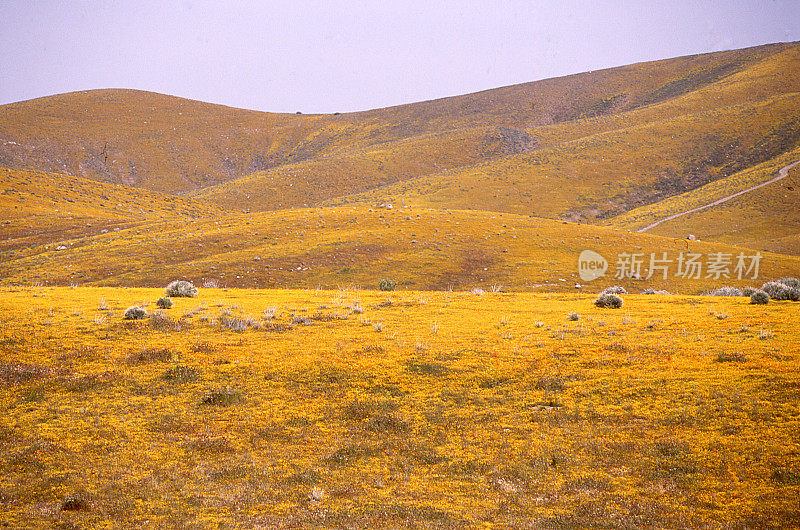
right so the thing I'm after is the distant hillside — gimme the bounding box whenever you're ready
[0,167,220,252]
[2,204,798,294]
[326,92,800,219]
[1,42,794,201]
[608,148,800,255]
[2,40,800,281]
[198,41,800,220]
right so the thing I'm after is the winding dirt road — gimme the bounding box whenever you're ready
[637,160,800,233]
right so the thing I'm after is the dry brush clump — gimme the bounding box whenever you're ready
[165,280,198,298]
[750,289,770,305]
[761,280,800,301]
[149,310,184,331]
[708,286,743,297]
[155,296,173,309]
[778,277,800,289]
[123,305,147,320]
[199,387,242,406]
[216,313,261,332]
[595,292,624,309]
[378,278,397,291]
[161,365,200,383]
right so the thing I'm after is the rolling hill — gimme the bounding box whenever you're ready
[323,93,800,219]
[1,42,796,203]
[2,188,798,293]
[0,167,221,253]
[199,42,800,215]
[609,149,800,254]
[1,41,800,289]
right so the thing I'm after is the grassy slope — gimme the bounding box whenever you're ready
[197,42,800,214]
[192,126,525,211]
[0,90,331,194]
[609,149,800,254]
[325,93,800,218]
[0,167,221,252]
[1,43,792,202]
[1,286,798,527]
[2,42,799,285]
[2,202,798,294]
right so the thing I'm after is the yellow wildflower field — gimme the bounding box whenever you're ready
[1,286,798,527]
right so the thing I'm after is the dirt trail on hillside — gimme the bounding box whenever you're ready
[637,160,800,233]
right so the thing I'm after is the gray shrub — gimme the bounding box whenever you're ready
[750,290,770,305]
[595,292,624,309]
[124,306,148,320]
[165,280,198,298]
[761,281,795,301]
[156,297,173,309]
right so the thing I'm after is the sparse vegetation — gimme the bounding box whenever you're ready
[125,347,172,364]
[165,280,198,298]
[161,365,200,383]
[123,305,147,320]
[594,292,624,308]
[156,296,173,309]
[601,286,627,295]
[715,351,747,363]
[0,286,799,527]
[200,387,242,406]
[709,286,743,297]
[750,289,770,304]
[378,278,397,291]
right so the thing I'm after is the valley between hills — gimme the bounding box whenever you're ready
[1,41,800,291]
[1,42,800,527]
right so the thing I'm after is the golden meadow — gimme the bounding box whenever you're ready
[1,285,798,527]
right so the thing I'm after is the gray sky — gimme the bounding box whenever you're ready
[1,1,797,114]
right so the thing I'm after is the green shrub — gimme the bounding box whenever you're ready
[567,312,580,321]
[750,289,769,305]
[123,306,148,320]
[156,297,173,309]
[378,278,397,291]
[601,286,627,295]
[165,280,198,298]
[742,286,758,296]
[595,293,624,309]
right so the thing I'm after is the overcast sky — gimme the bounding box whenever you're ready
[1,1,797,114]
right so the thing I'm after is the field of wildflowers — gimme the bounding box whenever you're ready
[1,286,798,527]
